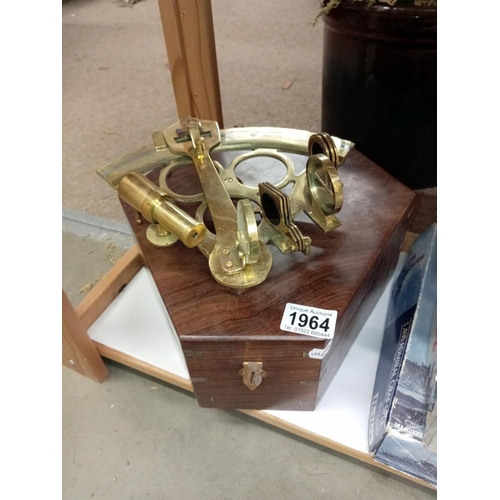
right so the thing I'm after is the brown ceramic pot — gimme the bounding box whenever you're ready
[322,2,437,189]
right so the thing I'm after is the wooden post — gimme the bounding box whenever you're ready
[158,0,224,126]
[62,290,108,382]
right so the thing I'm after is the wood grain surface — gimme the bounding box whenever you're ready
[121,148,415,409]
[158,0,224,125]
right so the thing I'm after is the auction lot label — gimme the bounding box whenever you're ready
[280,303,337,340]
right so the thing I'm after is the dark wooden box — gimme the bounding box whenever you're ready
[121,149,415,411]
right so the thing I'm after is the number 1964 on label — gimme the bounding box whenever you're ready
[280,303,337,340]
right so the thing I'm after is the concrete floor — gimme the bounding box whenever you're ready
[62,0,437,497]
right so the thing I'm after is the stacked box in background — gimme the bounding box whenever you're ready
[368,225,437,487]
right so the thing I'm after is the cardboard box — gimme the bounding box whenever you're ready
[368,225,437,486]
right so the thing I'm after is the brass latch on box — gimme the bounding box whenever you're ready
[239,362,267,391]
[97,117,354,292]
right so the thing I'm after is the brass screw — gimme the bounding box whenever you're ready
[135,210,142,225]
[222,248,230,255]
[226,261,233,268]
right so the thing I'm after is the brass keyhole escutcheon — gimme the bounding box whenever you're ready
[238,362,267,391]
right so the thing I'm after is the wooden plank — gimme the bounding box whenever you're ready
[158,0,224,125]
[62,290,108,382]
[93,342,193,392]
[76,246,144,330]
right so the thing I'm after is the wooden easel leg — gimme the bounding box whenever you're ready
[62,246,144,382]
[158,0,224,126]
[62,290,108,382]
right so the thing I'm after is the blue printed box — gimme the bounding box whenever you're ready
[368,225,437,487]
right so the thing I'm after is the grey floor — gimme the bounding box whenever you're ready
[62,0,437,498]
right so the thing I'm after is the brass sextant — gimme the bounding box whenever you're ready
[97,118,354,292]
